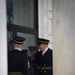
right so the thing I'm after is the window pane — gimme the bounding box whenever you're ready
[7,0,14,23]
[7,31,13,51]
[7,0,35,28]
[17,32,36,53]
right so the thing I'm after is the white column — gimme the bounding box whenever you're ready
[38,0,53,49]
[0,0,7,75]
[53,0,75,75]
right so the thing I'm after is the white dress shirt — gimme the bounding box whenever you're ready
[42,47,48,55]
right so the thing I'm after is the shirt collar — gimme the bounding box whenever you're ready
[42,47,48,55]
[14,48,21,51]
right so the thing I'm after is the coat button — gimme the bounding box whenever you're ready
[44,71,46,73]
[44,64,46,66]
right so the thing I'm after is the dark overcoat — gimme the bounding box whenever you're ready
[8,49,29,75]
[35,48,53,75]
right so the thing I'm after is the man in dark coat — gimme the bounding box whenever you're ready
[34,38,53,75]
[28,46,36,75]
[8,36,29,75]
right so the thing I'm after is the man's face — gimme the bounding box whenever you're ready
[30,50,35,55]
[38,44,45,51]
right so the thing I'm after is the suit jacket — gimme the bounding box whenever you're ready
[8,49,29,75]
[34,48,53,75]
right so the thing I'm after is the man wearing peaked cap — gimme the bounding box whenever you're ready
[13,36,25,44]
[9,36,25,45]
[28,46,36,55]
[28,46,36,75]
[38,38,50,45]
[34,38,53,75]
[28,46,36,51]
[8,36,29,75]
